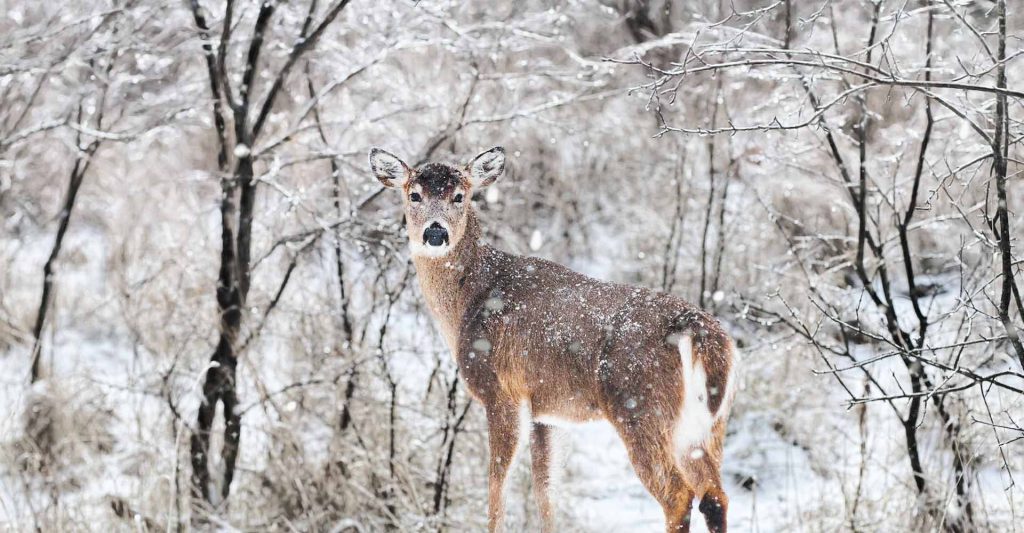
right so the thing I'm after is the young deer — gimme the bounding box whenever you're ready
[369,146,737,533]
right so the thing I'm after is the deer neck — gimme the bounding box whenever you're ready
[412,209,487,352]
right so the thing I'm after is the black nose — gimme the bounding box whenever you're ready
[423,222,449,246]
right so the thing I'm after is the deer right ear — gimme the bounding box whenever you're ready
[369,148,410,188]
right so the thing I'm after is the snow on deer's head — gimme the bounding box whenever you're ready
[368,146,506,258]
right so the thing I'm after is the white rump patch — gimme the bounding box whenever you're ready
[718,339,739,419]
[674,335,715,455]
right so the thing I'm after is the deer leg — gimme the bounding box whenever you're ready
[698,484,728,533]
[530,422,556,532]
[689,420,729,533]
[615,425,695,533]
[486,398,520,533]
[680,448,728,533]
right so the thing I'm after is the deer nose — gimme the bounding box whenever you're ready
[423,222,449,247]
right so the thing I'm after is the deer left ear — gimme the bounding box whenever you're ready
[467,146,505,188]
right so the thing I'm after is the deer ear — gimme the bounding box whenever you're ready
[369,148,410,188]
[467,147,505,188]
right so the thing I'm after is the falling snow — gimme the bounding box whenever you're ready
[1,1,1022,532]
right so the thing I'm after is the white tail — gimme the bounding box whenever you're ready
[675,335,716,453]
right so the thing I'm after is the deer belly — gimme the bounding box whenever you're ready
[529,397,603,427]
[532,412,602,427]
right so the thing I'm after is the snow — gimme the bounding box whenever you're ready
[530,230,544,252]
[3,1,1024,530]
[549,413,819,532]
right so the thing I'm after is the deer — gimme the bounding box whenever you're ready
[368,146,737,533]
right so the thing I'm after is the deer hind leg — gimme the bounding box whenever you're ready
[681,418,729,533]
[613,421,696,532]
[485,398,521,533]
[698,484,728,533]
[529,422,556,532]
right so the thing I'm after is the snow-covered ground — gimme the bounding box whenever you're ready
[3,224,1023,531]
[543,410,823,532]
[566,421,717,532]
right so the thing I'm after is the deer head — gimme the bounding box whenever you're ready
[368,146,506,258]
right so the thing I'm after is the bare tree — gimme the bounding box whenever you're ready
[5,0,1021,531]
[621,0,1023,529]
[184,0,353,507]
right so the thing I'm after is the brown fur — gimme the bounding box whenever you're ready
[372,150,735,532]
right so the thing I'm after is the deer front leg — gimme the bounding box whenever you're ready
[485,398,520,532]
[530,422,556,532]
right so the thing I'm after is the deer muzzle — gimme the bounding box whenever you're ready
[423,222,449,247]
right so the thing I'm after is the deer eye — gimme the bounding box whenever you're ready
[453,193,464,203]
[410,192,422,202]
